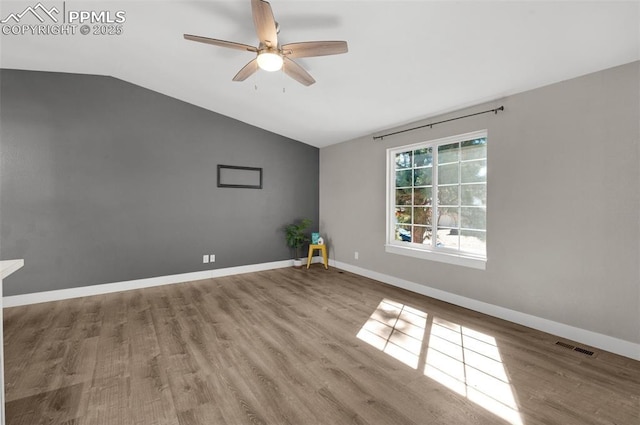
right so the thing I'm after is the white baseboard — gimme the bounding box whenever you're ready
[3,259,297,307]
[3,257,327,308]
[331,260,640,361]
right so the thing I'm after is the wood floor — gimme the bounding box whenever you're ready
[3,267,639,425]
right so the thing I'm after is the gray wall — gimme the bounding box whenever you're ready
[320,61,640,344]
[0,69,319,296]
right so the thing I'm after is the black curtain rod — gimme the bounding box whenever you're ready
[373,106,504,141]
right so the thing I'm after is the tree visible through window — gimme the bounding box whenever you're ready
[388,131,487,261]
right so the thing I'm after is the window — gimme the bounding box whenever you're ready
[386,130,487,269]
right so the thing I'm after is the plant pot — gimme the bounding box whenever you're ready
[292,258,303,268]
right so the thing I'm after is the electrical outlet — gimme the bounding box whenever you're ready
[355,251,359,260]
[210,254,215,262]
[203,255,209,264]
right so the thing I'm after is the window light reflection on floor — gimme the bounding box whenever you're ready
[357,299,523,425]
[425,317,523,425]
[356,299,427,368]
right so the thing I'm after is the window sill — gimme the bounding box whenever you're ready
[385,244,486,270]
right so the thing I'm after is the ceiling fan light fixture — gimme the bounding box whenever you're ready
[184,0,348,85]
[256,51,283,72]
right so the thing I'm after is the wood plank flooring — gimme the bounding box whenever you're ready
[3,267,639,425]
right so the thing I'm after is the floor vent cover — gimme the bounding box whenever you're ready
[573,347,595,356]
[556,341,595,356]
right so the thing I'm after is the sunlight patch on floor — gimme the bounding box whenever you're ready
[358,299,523,425]
[425,317,523,425]
[356,299,427,368]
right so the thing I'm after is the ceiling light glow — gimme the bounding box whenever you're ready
[257,52,283,72]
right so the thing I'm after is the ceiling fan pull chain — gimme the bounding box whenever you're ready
[281,66,286,94]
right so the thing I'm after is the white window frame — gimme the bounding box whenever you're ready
[385,130,487,270]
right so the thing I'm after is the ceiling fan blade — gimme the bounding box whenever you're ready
[281,41,348,58]
[251,0,278,48]
[184,34,258,53]
[233,58,259,81]
[283,57,315,86]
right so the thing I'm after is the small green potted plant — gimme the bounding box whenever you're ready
[285,218,311,267]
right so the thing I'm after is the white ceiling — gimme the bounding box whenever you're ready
[1,1,638,148]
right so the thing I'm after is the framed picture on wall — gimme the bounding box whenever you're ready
[217,165,263,189]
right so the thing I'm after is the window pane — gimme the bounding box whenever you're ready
[461,207,486,230]
[461,160,486,183]
[413,207,432,225]
[396,151,412,169]
[396,188,412,206]
[395,225,412,242]
[413,225,432,244]
[396,169,412,187]
[438,163,459,185]
[438,142,459,164]
[438,207,459,228]
[414,187,432,205]
[414,168,432,186]
[460,230,486,255]
[461,184,486,206]
[395,207,411,224]
[437,227,460,250]
[414,226,432,245]
[413,147,433,167]
[438,185,459,206]
[461,138,487,161]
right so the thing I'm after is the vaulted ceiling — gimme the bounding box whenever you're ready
[1,1,638,147]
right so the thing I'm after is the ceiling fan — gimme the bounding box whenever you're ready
[184,0,348,86]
